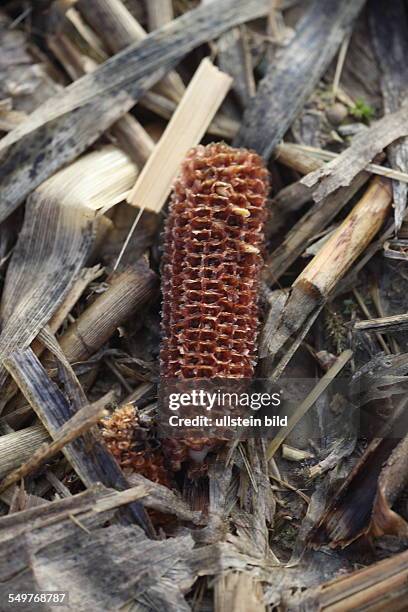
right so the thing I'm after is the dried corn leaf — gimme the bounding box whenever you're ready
[0,424,49,480]
[127,472,204,524]
[0,394,109,493]
[0,485,194,611]
[216,26,255,109]
[4,347,153,534]
[76,0,184,102]
[371,0,408,230]
[286,549,408,611]
[309,357,408,548]
[0,0,270,222]
[370,433,408,538]
[302,105,408,203]
[235,0,365,156]
[0,483,146,539]
[0,12,59,114]
[0,146,137,389]
[215,572,265,612]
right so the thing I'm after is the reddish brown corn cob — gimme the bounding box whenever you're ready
[161,143,268,379]
[160,143,269,469]
[101,404,172,488]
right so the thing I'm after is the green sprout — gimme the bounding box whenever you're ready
[350,99,375,123]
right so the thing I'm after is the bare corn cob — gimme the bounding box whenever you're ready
[160,143,269,469]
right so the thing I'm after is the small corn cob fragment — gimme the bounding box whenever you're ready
[160,143,269,469]
[101,404,172,488]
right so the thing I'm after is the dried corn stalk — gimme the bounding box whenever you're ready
[262,177,392,379]
[287,549,408,610]
[4,347,152,534]
[50,263,157,365]
[128,59,233,214]
[0,424,49,480]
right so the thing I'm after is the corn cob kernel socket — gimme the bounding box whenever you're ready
[160,142,269,381]
[159,143,269,469]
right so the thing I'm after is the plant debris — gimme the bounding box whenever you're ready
[0,1,407,610]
